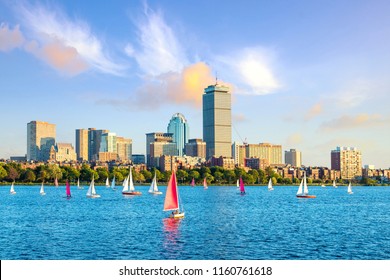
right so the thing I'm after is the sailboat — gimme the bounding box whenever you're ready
[239,176,246,194]
[10,181,16,195]
[236,179,239,188]
[40,182,46,195]
[190,178,195,187]
[333,180,338,188]
[54,177,59,187]
[203,178,208,189]
[347,182,353,194]
[122,166,142,196]
[267,178,274,191]
[111,176,116,191]
[105,177,110,188]
[164,170,184,219]
[66,180,71,198]
[296,172,316,198]
[86,176,100,198]
[77,178,83,189]
[149,172,162,195]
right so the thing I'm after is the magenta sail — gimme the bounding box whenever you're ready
[66,180,71,197]
[239,177,245,193]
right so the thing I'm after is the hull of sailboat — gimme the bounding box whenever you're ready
[87,194,101,198]
[40,192,46,196]
[148,191,162,195]
[348,192,353,195]
[122,191,142,196]
[169,212,185,219]
[296,194,316,198]
[10,191,16,195]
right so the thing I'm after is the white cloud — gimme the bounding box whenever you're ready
[16,3,125,75]
[216,47,281,95]
[125,6,188,76]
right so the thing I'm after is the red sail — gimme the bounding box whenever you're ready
[163,171,179,211]
[239,177,245,193]
[66,180,71,197]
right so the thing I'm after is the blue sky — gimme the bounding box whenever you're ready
[1,0,390,168]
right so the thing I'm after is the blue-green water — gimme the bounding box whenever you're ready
[1,185,389,260]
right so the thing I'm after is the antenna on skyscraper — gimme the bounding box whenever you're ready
[215,71,219,85]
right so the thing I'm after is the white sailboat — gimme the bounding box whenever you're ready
[105,177,110,188]
[296,172,316,198]
[40,182,46,195]
[236,179,239,188]
[267,178,274,191]
[77,178,83,189]
[149,172,162,195]
[111,176,116,190]
[347,182,353,194]
[10,182,16,195]
[333,180,338,188]
[86,176,100,198]
[122,166,141,195]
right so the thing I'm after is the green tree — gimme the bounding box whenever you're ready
[22,169,36,182]
[96,167,109,183]
[141,170,152,182]
[188,170,200,183]
[213,171,224,184]
[0,165,8,181]
[176,169,188,183]
[6,166,19,182]
[223,170,236,184]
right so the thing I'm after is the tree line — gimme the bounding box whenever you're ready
[0,162,384,185]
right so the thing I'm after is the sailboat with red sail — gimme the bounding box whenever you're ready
[66,180,71,198]
[239,176,246,194]
[163,171,184,219]
[203,178,208,189]
[190,178,195,187]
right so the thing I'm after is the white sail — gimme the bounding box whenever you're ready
[40,182,45,195]
[303,172,309,194]
[268,178,274,191]
[333,180,337,188]
[87,176,99,197]
[297,179,303,195]
[111,176,116,190]
[149,173,158,193]
[106,177,110,187]
[236,179,239,188]
[10,182,16,194]
[348,182,353,194]
[77,178,80,188]
[128,166,135,191]
[122,175,129,192]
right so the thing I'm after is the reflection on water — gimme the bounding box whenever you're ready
[161,218,183,259]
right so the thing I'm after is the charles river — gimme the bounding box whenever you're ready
[1,185,389,260]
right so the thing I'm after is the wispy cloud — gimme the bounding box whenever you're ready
[286,133,303,146]
[320,113,388,131]
[13,2,125,76]
[331,80,374,108]
[216,47,281,95]
[0,23,24,52]
[125,5,188,76]
[305,102,323,121]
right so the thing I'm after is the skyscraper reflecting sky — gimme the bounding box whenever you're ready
[167,113,189,157]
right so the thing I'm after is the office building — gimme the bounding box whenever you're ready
[116,137,132,161]
[27,121,56,161]
[331,146,362,179]
[75,129,89,161]
[202,83,232,159]
[167,113,189,157]
[88,128,109,161]
[185,138,206,158]
[146,132,174,167]
[285,149,302,167]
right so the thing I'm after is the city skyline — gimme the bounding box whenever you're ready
[1,0,390,168]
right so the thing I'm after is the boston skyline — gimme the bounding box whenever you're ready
[1,1,390,168]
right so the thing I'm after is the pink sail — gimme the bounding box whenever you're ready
[191,178,195,187]
[66,180,71,197]
[54,177,59,187]
[164,171,179,211]
[239,177,245,193]
[203,178,208,189]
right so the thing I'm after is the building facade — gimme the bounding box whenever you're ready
[75,129,89,161]
[88,128,109,161]
[51,143,77,162]
[116,137,132,161]
[203,83,232,159]
[185,138,206,158]
[27,121,56,161]
[285,149,302,167]
[145,132,174,167]
[167,113,189,157]
[331,146,362,179]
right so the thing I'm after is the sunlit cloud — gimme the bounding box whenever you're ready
[286,133,303,146]
[0,23,24,51]
[15,2,125,75]
[125,5,188,76]
[305,102,323,121]
[216,47,281,95]
[320,113,388,131]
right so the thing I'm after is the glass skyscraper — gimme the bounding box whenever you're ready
[167,113,189,157]
[202,83,232,159]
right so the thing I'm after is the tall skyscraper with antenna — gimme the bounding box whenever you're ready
[202,81,232,159]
